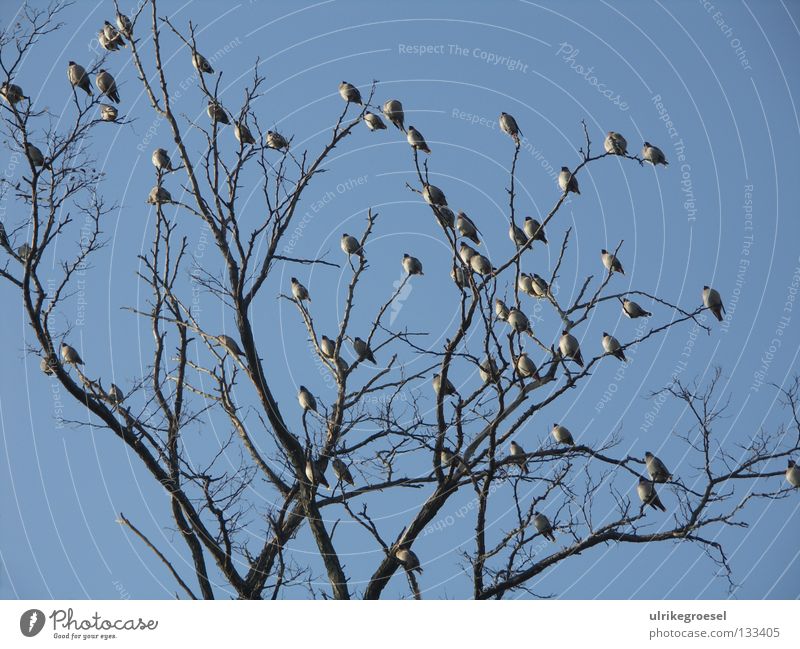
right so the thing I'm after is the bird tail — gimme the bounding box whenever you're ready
[575,350,584,367]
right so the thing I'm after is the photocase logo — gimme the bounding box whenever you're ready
[20,609,45,637]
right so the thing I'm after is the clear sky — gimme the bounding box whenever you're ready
[1,0,799,600]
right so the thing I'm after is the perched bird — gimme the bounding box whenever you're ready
[40,356,55,376]
[98,29,122,52]
[604,131,628,155]
[298,385,317,412]
[147,186,172,204]
[335,357,350,374]
[558,167,580,194]
[559,331,584,367]
[786,459,800,488]
[645,452,672,483]
[395,547,422,573]
[432,373,459,398]
[523,217,547,244]
[451,266,467,288]
[495,298,510,321]
[382,99,405,131]
[192,51,214,74]
[234,122,256,145]
[319,335,336,359]
[515,353,539,380]
[340,233,363,258]
[305,458,330,489]
[469,253,492,276]
[637,476,666,512]
[60,342,83,366]
[25,143,47,168]
[458,244,477,268]
[433,205,455,229]
[422,183,447,206]
[622,298,651,319]
[95,69,119,103]
[100,104,118,121]
[601,249,624,275]
[507,308,532,336]
[338,81,362,104]
[509,223,527,247]
[266,130,289,150]
[533,512,556,542]
[151,148,173,172]
[407,126,431,154]
[479,356,500,383]
[353,337,376,364]
[67,61,92,95]
[207,101,229,125]
[17,243,31,260]
[551,423,575,446]
[109,383,124,405]
[602,332,626,362]
[0,82,26,104]
[332,457,355,486]
[115,12,133,38]
[642,141,668,166]
[440,447,455,467]
[290,277,310,302]
[518,273,534,295]
[702,286,725,322]
[363,111,387,131]
[509,441,529,473]
[530,274,548,298]
[499,112,522,143]
[102,20,126,48]
[456,211,481,245]
[218,334,243,357]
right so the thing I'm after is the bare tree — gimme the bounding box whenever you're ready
[1,1,797,600]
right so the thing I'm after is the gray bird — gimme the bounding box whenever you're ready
[320,335,336,359]
[382,99,405,131]
[451,266,467,288]
[407,126,431,154]
[507,308,532,336]
[559,331,584,367]
[558,167,580,194]
[644,452,672,483]
[602,332,626,362]
[440,447,455,467]
[266,130,289,150]
[479,356,500,383]
[509,223,527,247]
[234,122,256,145]
[40,356,55,375]
[341,233,363,258]
[604,131,628,155]
[207,101,229,125]
[637,476,666,511]
[25,143,46,168]
[518,273,533,295]
[432,373,458,398]
[305,458,330,489]
[291,277,310,302]
[523,217,547,244]
[102,21,126,48]
[95,69,119,103]
[456,211,481,245]
[109,383,124,405]
[395,547,422,573]
[363,111,387,131]
[147,186,172,204]
[515,353,539,379]
[115,12,133,38]
[60,342,83,366]
[353,337,376,364]
[100,104,118,121]
[332,457,355,486]
[601,249,624,275]
[642,141,668,166]
[702,286,725,322]
[622,298,651,319]
[298,385,317,412]
[786,459,800,488]
[422,183,447,206]
[495,298,509,321]
[458,242,477,265]
[338,81,362,105]
[533,512,556,542]
[0,82,26,104]
[218,334,243,357]
[17,243,31,260]
[433,205,455,229]
[551,423,575,446]
[192,51,214,74]
[530,274,548,298]
[152,148,173,171]
[469,254,492,276]
[499,112,522,143]
[67,61,92,95]
[98,29,122,52]
[509,441,529,473]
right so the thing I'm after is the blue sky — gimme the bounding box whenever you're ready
[1,0,799,599]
